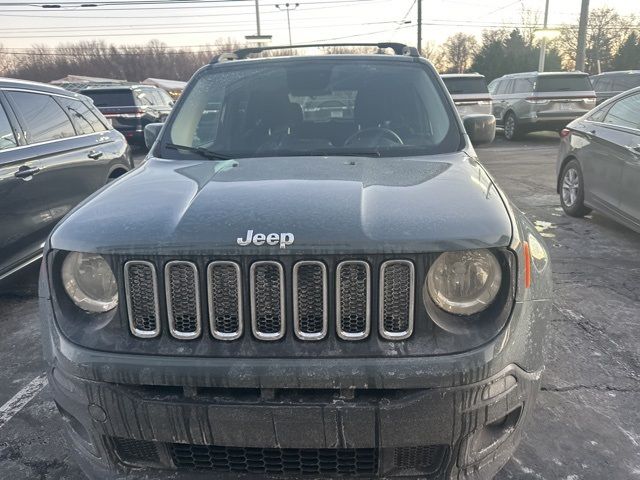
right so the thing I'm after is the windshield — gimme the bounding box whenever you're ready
[535,75,592,92]
[161,59,461,159]
[442,77,488,95]
[82,90,136,107]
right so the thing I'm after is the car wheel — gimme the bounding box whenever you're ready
[560,159,592,217]
[503,112,521,141]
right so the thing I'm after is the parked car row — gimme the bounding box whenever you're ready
[0,78,132,281]
[443,70,640,142]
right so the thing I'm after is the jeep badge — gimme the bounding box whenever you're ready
[237,230,295,249]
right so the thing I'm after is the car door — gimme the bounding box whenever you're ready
[601,92,640,226]
[0,91,60,277]
[4,90,118,251]
[576,99,628,214]
[0,93,46,278]
[492,80,509,124]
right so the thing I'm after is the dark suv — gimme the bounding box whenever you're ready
[590,70,640,104]
[0,78,132,281]
[80,84,174,146]
[40,43,552,480]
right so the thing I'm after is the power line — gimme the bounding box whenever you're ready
[0,0,379,11]
[0,17,403,33]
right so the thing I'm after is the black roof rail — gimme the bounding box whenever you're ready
[210,42,419,64]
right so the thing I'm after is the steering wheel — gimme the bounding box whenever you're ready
[344,127,404,147]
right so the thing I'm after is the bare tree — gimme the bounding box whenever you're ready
[0,45,15,75]
[442,33,478,73]
[558,8,637,73]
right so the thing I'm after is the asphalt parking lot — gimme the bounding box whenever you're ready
[1,134,639,480]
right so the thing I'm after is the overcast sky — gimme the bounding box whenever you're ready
[0,0,637,51]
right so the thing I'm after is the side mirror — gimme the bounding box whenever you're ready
[463,114,496,145]
[144,123,163,150]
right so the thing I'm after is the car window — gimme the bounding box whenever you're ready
[604,93,640,130]
[535,75,592,92]
[442,77,488,95]
[488,80,498,95]
[135,89,154,106]
[588,107,607,123]
[164,60,461,159]
[613,75,640,91]
[7,91,75,143]
[82,90,136,107]
[0,104,18,151]
[57,97,107,135]
[495,79,513,95]
[157,89,174,105]
[512,78,534,94]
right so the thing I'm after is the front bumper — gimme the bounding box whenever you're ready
[50,358,540,480]
[43,299,548,480]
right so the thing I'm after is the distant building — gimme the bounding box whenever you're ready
[142,78,187,99]
[51,75,129,92]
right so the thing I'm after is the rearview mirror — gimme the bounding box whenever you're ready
[144,123,163,150]
[463,114,496,145]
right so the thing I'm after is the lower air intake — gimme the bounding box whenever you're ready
[170,444,378,477]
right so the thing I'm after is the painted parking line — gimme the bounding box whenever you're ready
[0,374,48,429]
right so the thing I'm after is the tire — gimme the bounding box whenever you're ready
[559,159,592,217]
[503,112,522,141]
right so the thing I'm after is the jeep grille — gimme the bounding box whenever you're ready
[123,258,416,342]
[165,261,201,339]
[250,261,285,340]
[124,261,160,338]
[379,260,415,339]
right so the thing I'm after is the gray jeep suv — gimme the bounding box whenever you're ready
[489,71,596,140]
[39,43,551,480]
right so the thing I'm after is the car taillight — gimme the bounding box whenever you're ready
[525,98,550,104]
[559,128,571,138]
[104,108,144,119]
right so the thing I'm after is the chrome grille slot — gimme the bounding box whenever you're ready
[293,261,327,340]
[250,261,285,340]
[336,261,371,340]
[124,261,160,338]
[379,260,415,340]
[165,261,201,339]
[207,261,242,340]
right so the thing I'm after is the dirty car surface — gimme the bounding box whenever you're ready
[39,45,552,480]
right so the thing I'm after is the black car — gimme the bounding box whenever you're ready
[557,86,640,231]
[40,43,552,480]
[590,70,640,105]
[0,78,132,281]
[80,84,174,146]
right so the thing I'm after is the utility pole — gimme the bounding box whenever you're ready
[576,0,589,71]
[537,0,550,72]
[417,0,422,55]
[276,3,299,46]
[245,0,272,44]
[255,0,263,37]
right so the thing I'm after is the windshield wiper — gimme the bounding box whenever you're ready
[164,143,233,160]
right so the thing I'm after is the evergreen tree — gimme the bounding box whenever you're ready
[612,32,640,70]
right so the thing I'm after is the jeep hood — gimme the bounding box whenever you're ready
[51,153,513,255]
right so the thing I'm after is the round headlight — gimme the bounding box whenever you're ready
[426,249,502,316]
[61,252,118,312]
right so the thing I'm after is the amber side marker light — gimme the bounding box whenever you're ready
[523,242,532,289]
[559,128,571,138]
